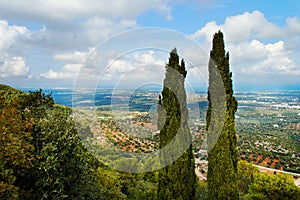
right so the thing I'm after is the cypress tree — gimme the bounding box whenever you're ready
[157,48,196,200]
[206,31,239,199]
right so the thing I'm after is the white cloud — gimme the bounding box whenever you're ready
[106,59,135,75]
[62,64,82,73]
[0,57,29,77]
[104,51,165,81]
[191,10,300,77]
[40,49,94,80]
[223,11,281,42]
[54,51,86,63]
[0,20,29,54]
[228,40,267,62]
[229,40,299,76]
[40,69,74,80]
[192,10,300,46]
[192,10,282,43]
[192,21,220,42]
[133,50,165,65]
[241,41,298,75]
[54,48,94,63]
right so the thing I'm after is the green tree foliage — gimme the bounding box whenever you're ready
[245,173,300,200]
[119,171,157,200]
[11,88,57,199]
[237,161,259,196]
[206,31,239,199]
[0,84,27,103]
[29,108,103,199]
[20,89,54,119]
[157,48,196,199]
[0,95,34,200]
[0,86,106,199]
[195,181,208,200]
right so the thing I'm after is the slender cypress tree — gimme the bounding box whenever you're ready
[157,48,196,200]
[206,31,239,199]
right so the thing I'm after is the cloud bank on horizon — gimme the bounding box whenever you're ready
[0,0,300,90]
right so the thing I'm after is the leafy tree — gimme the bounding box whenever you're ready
[245,173,300,200]
[0,84,27,103]
[23,107,105,199]
[124,177,157,200]
[21,88,54,117]
[237,161,259,196]
[96,168,127,200]
[11,89,56,199]
[206,31,239,199]
[0,90,34,200]
[0,86,105,199]
[19,89,55,165]
[157,48,196,199]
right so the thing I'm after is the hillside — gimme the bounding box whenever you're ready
[1,84,300,199]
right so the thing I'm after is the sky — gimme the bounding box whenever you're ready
[0,0,300,90]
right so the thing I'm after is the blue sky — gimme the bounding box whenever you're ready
[0,0,300,90]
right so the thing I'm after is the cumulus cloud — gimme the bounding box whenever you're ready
[191,10,300,77]
[39,49,96,80]
[192,21,220,43]
[104,51,165,81]
[192,10,283,43]
[54,48,94,63]
[133,51,165,65]
[0,57,29,77]
[62,64,82,73]
[228,40,267,61]
[0,20,29,54]
[40,69,73,80]
[241,41,298,75]
[223,11,281,42]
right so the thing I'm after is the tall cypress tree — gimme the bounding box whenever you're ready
[157,48,196,200]
[206,31,239,199]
